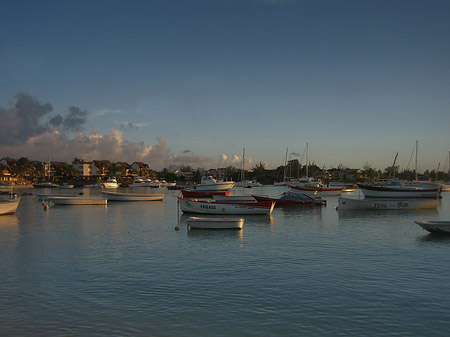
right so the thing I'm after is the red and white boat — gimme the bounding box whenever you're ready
[291,185,343,196]
[177,196,275,215]
[181,189,230,198]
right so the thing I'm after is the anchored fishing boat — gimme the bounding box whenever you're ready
[177,196,275,215]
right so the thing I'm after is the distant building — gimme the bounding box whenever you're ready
[131,162,150,176]
[73,159,92,177]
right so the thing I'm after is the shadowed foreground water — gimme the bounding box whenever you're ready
[1,187,450,336]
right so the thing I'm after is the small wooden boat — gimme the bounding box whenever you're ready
[101,191,164,201]
[337,197,439,210]
[178,196,275,215]
[0,198,21,215]
[253,191,326,206]
[415,221,450,234]
[187,217,245,229]
[48,196,108,205]
[181,189,230,198]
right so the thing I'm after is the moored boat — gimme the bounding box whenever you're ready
[187,216,245,229]
[337,197,439,210]
[48,196,108,205]
[253,191,326,206]
[187,176,235,192]
[414,221,450,234]
[0,197,21,215]
[33,182,59,188]
[181,189,230,198]
[357,182,441,198]
[177,196,275,215]
[291,185,343,196]
[101,177,120,188]
[101,191,164,201]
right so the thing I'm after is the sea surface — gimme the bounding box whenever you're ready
[1,186,450,336]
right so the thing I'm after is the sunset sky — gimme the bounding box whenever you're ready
[1,0,449,172]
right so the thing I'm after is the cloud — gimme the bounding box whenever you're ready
[94,108,121,116]
[118,121,149,131]
[0,94,257,171]
[0,92,53,145]
[62,106,88,132]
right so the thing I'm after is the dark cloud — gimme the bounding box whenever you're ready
[49,114,63,128]
[62,106,88,132]
[120,121,138,131]
[0,92,53,145]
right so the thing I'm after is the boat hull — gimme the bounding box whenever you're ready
[48,197,108,205]
[415,221,450,234]
[186,182,235,192]
[101,191,164,201]
[291,185,343,196]
[357,184,441,198]
[187,217,245,229]
[253,195,325,206]
[338,197,439,210]
[181,190,230,198]
[0,198,21,215]
[178,197,275,215]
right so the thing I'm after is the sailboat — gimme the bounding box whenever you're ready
[235,148,262,188]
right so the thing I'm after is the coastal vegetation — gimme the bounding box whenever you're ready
[1,156,448,186]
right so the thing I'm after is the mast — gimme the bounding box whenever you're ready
[306,143,309,177]
[241,148,245,181]
[283,147,288,182]
[388,153,398,180]
[415,140,418,181]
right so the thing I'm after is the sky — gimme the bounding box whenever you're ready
[1,0,449,172]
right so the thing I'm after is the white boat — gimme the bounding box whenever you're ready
[357,181,441,198]
[129,177,151,188]
[59,183,75,189]
[101,191,164,201]
[337,197,439,210]
[187,216,245,229]
[101,177,119,188]
[48,196,108,205]
[235,180,263,188]
[178,196,275,215]
[414,221,450,234]
[0,197,21,215]
[187,176,235,192]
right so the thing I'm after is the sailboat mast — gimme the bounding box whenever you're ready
[283,147,288,182]
[306,143,309,177]
[415,140,418,181]
[241,148,245,181]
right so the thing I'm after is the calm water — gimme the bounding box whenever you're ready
[1,186,450,336]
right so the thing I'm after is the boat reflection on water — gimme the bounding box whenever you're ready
[337,208,439,220]
[187,227,245,239]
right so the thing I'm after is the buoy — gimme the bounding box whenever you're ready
[174,226,180,231]
[42,201,50,211]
